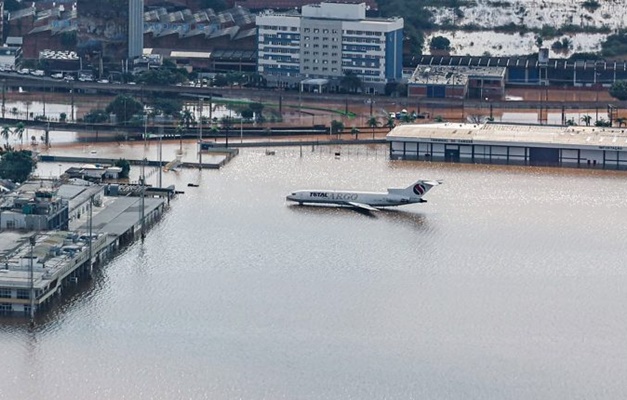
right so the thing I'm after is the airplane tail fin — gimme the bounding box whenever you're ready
[389,180,442,198]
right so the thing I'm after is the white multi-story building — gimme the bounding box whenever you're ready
[256,2,403,91]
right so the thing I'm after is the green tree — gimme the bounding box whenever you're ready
[176,125,184,153]
[429,36,451,51]
[114,159,130,178]
[59,112,67,122]
[616,117,626,127]
[14,122,25,148]
[213,74,228,87]
[351,127,359,139]
[241,108,254,121]
[386,116,395,130]
[331,120,344,136]
[340,71,362,93]
[249,102,265,122]
[180,108,195,130]
[150,97,183,117]
[367,116,379,138]
[136,67,188,86]
[221,116,233,147]
[609,80,627,100]
[106,95,143,125]
[581,115,592,126]
[83,109,109,123]
[0,150,36,183]
[1,126,12,146]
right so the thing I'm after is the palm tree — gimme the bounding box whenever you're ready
[581,115,592,126]
[351,127,359,139]
[14,122,25,148]
[331,120,344,138]
[221,116,233,147]
[367,115,379,139]
[386,116,395,131]
[180,108,195,130]
[1,126,12,146]
[175,124,184,154]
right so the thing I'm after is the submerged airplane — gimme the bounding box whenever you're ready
[286,180,442,211]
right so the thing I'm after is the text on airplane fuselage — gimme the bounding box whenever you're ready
[309,192,359,201]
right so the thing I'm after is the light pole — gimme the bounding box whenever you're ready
[29,234,35,322]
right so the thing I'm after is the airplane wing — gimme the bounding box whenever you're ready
[347,201,379,211]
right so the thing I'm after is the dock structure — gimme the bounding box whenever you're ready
[387,122,627,169]
[0,191,169,317]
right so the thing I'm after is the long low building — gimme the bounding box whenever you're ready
[387,122,627,169]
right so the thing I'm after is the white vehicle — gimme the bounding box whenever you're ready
[286,179,442,211]
[63,75,75,81]
[18,68,30,75]
[31,70,45,77]
[97,79,109,84]
[51,73,64,79]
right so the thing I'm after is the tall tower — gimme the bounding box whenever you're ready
[128,0,144,59]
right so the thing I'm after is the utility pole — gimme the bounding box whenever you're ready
[199,97,203,169]
[88,195,93,274]
[158,126,163,188]
[2,79,5,118]
[140,159,146,240]
[70,81,75,121]
[29,234,35,322]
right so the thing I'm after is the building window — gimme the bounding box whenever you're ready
[17,290,29,300]
[0,288,10,298]
[0,304,11,312]
[304,28,310,32]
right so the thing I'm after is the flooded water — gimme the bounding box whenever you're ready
[2,145,626,399]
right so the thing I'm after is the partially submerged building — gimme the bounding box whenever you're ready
[407,65,506,100]
[387,122,627,170]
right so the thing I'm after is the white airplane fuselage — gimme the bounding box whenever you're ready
[286,180,441,211]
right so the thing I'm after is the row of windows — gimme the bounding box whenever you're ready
[345,30,382,36]
[303,51,339,57]
[259,47,299,54]
[263,33,300,40]
[343,37,382,44]
[303,66,339,72]
[303,28,339,34]
[303,59,339,65]
[259,25,299,32]
[0,288,10,298]
[260,26,386,37]
[264,55,297,62]
[302,44,339,49]
[343,45,381,52]
[302,36,339,42]
[262,40,299,47]
[342,61,379,67]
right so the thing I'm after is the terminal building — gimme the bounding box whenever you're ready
[256,2,403,92]
[407,65,507,100]
[411,54,627,88]
[387,122,627,170]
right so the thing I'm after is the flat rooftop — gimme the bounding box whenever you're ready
[387,122,627,150]
[408,65,506,85]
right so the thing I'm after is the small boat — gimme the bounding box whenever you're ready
[187,183,199,187]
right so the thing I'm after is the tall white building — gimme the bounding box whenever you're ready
[256,2,403,91]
